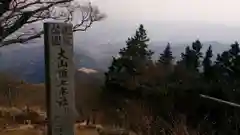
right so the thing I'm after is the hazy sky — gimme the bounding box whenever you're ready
[72,0,240,44]
[91,0,240,26]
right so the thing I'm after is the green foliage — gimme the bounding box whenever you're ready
[158,43,174,65]
[119,24,153,63]
[102,25,240,134]
[203,45,213,79]
[104,24,153,94]
[179,40,203,72]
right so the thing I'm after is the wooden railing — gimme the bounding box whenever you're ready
[200,94,240,108]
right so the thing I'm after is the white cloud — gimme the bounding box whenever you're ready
[91,0,240,26]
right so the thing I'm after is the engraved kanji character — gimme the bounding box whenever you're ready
[51,24,61,34]
[57,80,68,87]
[58,60,68,68]
[59,86,68,96]
[63,106,69,113]
[56,96,68,107]
[58,48,68,59]
[57,68,68,78]
[51,35,61,46]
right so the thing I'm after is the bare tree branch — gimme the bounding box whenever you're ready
[0,0,106,46]
[1,30,43,46]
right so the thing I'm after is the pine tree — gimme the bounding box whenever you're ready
[229,42,240,57]
[228,42,240,78]
[203,45,213,79]
[179,40,203,71]
[104,24,153,93]
[215,50,232,81]
[158,43,174,65]
[215,42,240,79]
[192,40,203,70]
[119,24,153,63]
[180,46,194,70]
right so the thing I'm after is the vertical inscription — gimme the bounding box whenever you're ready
[44,22,74,135]
[51,24,61,46]
[56,48,69,112]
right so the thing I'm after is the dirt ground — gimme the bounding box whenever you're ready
[0,128,99,135]
[0,124,138,135]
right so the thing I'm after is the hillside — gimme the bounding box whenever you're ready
[0,41,230,84]
[0,69,104,119]
[0,45,102,83]
[0,74,45,109]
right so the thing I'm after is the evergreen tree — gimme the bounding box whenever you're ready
[119,24,153,63]
[179,40,203,71]
[215,42,240,79]
[202,45,213,79]
[104,24,153,93]
[192,40,203,70]
[102,38,240,134]
[158,43,174,65]
[229,42,240,57]
[216,51,232,76]
[229,42,240,76]
[180,46,194,70]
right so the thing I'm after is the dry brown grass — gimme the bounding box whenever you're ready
[0,126,99,135]
[0,122,201,135]
[75,128,99,135]
[0,123,139,135]
[0,129,42,135]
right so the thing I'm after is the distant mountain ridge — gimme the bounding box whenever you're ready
[0,41,231,83]
[0,44,102,83]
